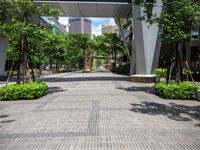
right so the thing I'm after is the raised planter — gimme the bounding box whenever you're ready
[155,77,166,83]
[130,74,155,83]
[0,75,8,81]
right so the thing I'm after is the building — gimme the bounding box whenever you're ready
[190,29,200,78]
[69,17,92,36]
[102,24,119,34]
[158,29,200,81]
[41,17,67,34]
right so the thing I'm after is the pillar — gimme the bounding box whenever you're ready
[0,37,8,76]
[130,0,163,82]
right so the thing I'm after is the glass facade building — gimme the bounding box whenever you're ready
[69,18,92,36]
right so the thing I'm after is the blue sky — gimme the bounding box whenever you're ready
[59,17,116,35]
[91,18,116,35]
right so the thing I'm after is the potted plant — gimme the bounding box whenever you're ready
[155,68,167,82]
[183,68,193,81]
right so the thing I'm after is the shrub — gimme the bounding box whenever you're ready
[154,82,199,100]
[0,81,48,100]
[155,68,167,78]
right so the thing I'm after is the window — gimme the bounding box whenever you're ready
[191,29,200,40]
[69,18,81,23]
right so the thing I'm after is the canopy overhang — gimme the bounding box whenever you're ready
[34,0,132,17]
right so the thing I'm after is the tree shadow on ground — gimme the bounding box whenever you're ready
[0,115,10,118]
[130,102,200,122]
[1,120,15,123]
[117,86,156,94]
[194,123,200,127]
[43,76,130,82]
[91,69,111,73]
[48,87,67,94]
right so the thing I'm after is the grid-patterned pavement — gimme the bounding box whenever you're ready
[0,70,200,150]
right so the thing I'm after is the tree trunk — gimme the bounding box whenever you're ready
[87,52,91,70]
[17,40,22,84]
[38,63,42,75]
[174,43,180,82]
[56,61,59,73]
[90,55,94,69]
[174,43,183,83]
[49,56,53,71]
[18,36,29,84]
[114,49,117,64]
[177,43,183,82]
[88,53,93,70]
[84,49,88,71]
[166,44,173,83]
[24,36,29,83]
[28,53,35,82]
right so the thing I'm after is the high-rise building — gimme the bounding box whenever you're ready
[102,24,119,34]
[41,17,67,34]
[69,17,92,36]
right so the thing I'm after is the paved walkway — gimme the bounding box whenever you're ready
[0,69,200,150]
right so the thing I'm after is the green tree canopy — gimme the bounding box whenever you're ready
[0,0,61,83]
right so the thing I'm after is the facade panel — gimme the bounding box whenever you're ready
[69,17,91,36]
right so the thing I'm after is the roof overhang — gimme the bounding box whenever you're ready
[34,1,132,17]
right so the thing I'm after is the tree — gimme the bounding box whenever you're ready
[158,0,199,82]
[0,0,60,83]
[96,33,124,64]
[114,18,132,61]
[65,33,94,71]
[42,33,65,72]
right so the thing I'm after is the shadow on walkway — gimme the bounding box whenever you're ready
[117,86,156,94]
[0,115,10,119]
[44,76,130,82]
[48,87,67,94]
[91,69,111,73]
[130,102,200,122]
[1,120,15,123]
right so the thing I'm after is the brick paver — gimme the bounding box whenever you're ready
[0,69,200,150]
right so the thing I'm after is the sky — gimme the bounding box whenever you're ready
[58,17,116,36]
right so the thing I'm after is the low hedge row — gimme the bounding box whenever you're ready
[0,82,48,100]
[154,82,199,100]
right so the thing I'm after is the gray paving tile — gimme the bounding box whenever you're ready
[0,70,199,150]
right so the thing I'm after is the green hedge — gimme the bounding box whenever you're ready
[154,82,199,100]
[0,82,48,100]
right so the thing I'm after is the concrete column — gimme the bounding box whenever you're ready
[130,0,162,82]
[129,19,135,75]
[0,37,8,76]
